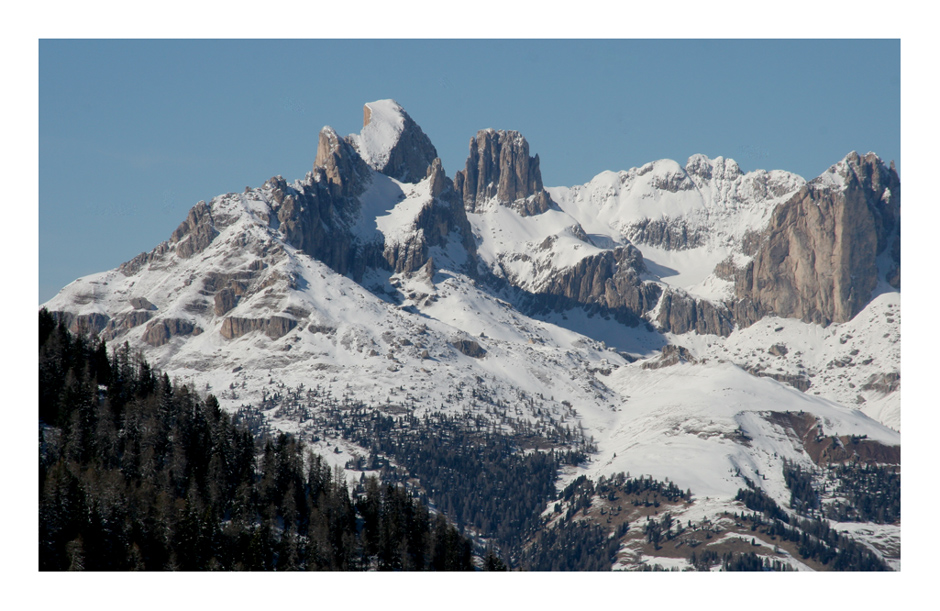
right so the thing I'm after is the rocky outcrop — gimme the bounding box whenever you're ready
[219,316,298,340]
[129,297,157,311]
[531,242,733,336]
[534,245,661,326]
[214,289,240,316]
[119,199,218,277]
[734,152,900,328]
[171,201,218,259]
[202,270,255,293]
[626,218,704,250]
[277,102,443,277]
[383,158,477,274]
[120,242,172,276]
[51,311,111,336]
[654,289,734,336]
[451,339,486,358]
[276,173,382,281]
[142,318,203,347]
[454,129,553,216]
[861,372,900,395]
[101,310,154,340]
[314,126,371,201]
[642,345,696,370]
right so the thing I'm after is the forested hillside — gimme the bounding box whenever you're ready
[38,309,475,571]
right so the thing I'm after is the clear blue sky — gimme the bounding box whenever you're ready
[39,39,900,303]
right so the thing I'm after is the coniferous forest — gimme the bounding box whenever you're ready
[38,309,473,570]
[39,309,898,572]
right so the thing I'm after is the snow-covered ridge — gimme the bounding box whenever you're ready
[547,154,806,248]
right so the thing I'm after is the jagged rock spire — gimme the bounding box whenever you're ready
[454,129,553,216]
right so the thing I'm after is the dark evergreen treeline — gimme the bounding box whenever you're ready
[522,520,627,570]
[557,472,689,519]
[734,485,790,524]
[688,549,794,572]
[38,310,474,571]
[733,482,889,571]
[39,307,111,429]
[783,460,900,525]
[783,461,820,513]
[526,472,690,570]
[335,408,587,563]
[824,462,900,524]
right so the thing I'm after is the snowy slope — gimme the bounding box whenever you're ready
[468,203,614,291]
[347,99,407,171]
[674,291,901,431]
[44,166,649,454]
[544,155,805,300]
[576,359,899,500]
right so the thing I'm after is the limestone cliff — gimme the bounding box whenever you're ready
[533,245,661,326]
[734,152,900,327]
[454,129,553,216]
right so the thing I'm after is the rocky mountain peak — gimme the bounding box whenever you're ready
[348,99,438,184]
[734,151,900,327]
[454,128,553,216]
[684,154,742,181]
[313,125,370,200]
[810,151,899,196]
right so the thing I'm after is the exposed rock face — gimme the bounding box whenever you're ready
[383,158,477,273]
[214,289,240,316]
[734,152,900,327]
[455,129,553,216]
[276,160,381,280]
[522,238,734,337]
[129,297,157,311]
[219,316,298,340]
[642,345,696,370]
[268,108,476,280]
[51,311,111,335]
[171,201,218,259]
[123,193,249,277]
[313,126,371,201]
[534,245,661,326]
[357,100,438,183]
[654,289,734,336]
[626,218,704,250]
[451,339,487,358]
[142,318,202,347]
[101,310,154,340]
[749,369,811,392]
[861,372,900,395]
[119,103,465,291]
[202,270,254,294]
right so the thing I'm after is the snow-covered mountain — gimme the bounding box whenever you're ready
[42,99,901,570]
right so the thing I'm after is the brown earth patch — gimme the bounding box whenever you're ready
[764,411,899,467]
